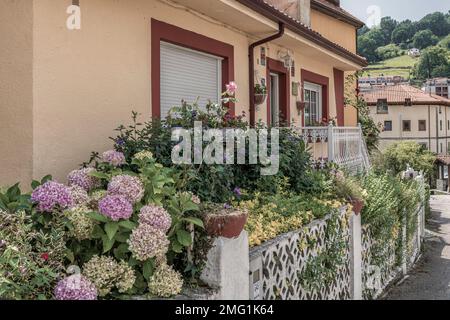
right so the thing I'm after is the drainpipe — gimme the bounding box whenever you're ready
[249,22,285,126]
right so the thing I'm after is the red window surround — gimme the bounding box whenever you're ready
[333,68,345,126]
[301,69,329,126]
[266,58,290,126]
[151,19,235,118]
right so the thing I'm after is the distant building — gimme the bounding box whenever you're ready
[423,78,450,99]
[407,48,421,57]
[358,76,406,91]
[362,84,450,154]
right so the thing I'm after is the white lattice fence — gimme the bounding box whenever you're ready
[361,226,401,299]
[249,207,351,300]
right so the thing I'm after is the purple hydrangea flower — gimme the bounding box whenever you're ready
[107,175,144,204]
[67,168,101,192]
[98,195,133,221]
[138,205,172,233]
[54,275,98,300]
[233,187,242,197]
[102,150,126,167]
[31,181,73,212]
[224,203,232,209]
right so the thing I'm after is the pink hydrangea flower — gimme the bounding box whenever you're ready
[54,275,98,300]
[128,224,170,262]
[138,205,172,233]
[226,81,237,95]
[107,175,144,204]
[98,195,133,221]
[69,185,90,207]
[67,168,102,191]
[102,150,126,167]
[31,181,73,212]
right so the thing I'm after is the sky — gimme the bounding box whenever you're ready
[341,0,450,27]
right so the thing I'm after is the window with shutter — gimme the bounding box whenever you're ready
[160,42,222,118]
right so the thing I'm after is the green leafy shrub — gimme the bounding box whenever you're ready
[372,141,436,177]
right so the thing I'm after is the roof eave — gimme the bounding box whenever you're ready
[311,0,365,28]
[235,0,368,67]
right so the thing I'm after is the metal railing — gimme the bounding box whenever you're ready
[293,124,371,174]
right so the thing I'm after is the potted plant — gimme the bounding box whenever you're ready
[333,172,367,215]
[202,204,248,239]
[254,84,267,106]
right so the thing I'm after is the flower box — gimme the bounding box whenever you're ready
[254,94,267,106]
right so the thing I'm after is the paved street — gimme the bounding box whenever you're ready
[384,195,450,300]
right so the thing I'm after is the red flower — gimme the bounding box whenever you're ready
[41,253,49,261]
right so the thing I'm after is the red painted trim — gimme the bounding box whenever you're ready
[266,58,290,126]
[301,69,329,124]
[333,68,345,126]
[151,19,235,118]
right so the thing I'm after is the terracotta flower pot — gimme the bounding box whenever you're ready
[254,94,267,106]
[204,209,248,239]
[351,199,364,215]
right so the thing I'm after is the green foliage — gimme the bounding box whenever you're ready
[391,20,416,44]
[412,30,439,49]
[361,173,422,267]
[0,210,65,300]
[413,46,450,79]
[372,141,436,177]
[344,73,381,153]
[375,44,402,60]
[416,12,450,37]
[112,103,319,204]
[439,34,450,50]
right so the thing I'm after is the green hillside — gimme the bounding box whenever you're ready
[362,55,419,78]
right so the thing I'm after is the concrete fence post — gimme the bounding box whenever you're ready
[349,212,362,300]
[401,209,408,275]
[200,231,250,300]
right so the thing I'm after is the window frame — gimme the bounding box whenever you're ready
[402,120,411,132]
[384,120,393,132]
[377,99,388,114]
[418,120,427,132]
[304,82,323,126]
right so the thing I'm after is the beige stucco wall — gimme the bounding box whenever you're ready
[0,0,360,186]
[253,43,339,126]
[369,104,450,154]
[32,0,253,182]
[310,9,357,53]
[0,0,34,187]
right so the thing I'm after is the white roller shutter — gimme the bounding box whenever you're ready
[160,42,222,118]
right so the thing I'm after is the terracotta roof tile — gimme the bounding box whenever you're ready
[361,84,450,106]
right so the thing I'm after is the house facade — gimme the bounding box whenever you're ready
[0,0,366,187]
[362,84,450,153]
[423,78,450,99]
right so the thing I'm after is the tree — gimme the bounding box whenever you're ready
[413,46,450,79]
[417,12,450,37]
[391,20,416,44]
[375,44,402,60]
[412,29,439,49]
[358,28,386,62]
[373,141,436,177]
[358,25,370,37]
[439,34,450,50]
[380,17,398,45]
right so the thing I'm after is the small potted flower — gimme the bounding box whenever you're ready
[333,172,367,215]
[254,84,267,106]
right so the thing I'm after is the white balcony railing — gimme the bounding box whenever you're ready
[293,124,370,174]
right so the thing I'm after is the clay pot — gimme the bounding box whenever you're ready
[296,101,305,111]
[254,94,267,106]
[351,199,364,215]
[204,209,248,239]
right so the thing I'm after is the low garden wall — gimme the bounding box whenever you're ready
[200,174,427,300]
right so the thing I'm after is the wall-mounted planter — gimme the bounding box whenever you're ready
[204,209,248,239]
[296,101,305,111]
[254,94,267,106]
[351,199,364,215]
